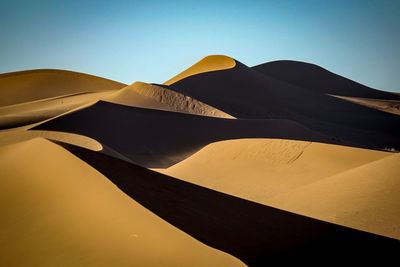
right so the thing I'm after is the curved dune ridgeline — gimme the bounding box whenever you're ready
[105,81,233,118]
[0,138,243,267]
[164,55,236,85]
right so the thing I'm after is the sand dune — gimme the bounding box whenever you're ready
[166,56,400,150]
[0,69,125,107]
[268,152,400,239]
[0,138,243,267]
[0,91,114,129]
[164,55,236,85]
[252,60,400,100]
[332,95,400,116]
[0,129,102,151]
[34,101,340,167]
[1,55,399,265]
[63,143,400,266]
[105,81,233,118]
[158,138,398,238]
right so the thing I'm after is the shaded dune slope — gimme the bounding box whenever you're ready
[166,57,400,150]
[62,143,400,266]
[0,69,126,107]
[34,101,345,168]
[0,138,242,267]
[105,81,233,118]
[252,60,400,100]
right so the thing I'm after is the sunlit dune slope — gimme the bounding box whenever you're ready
[166,56,400,150]
[0,138,243,267]
[0,69,125,107]
[105,81,233,118]
[269,152,400,239]
[158,138,399,238]
[252,60,400,100]
[164,55,236,85]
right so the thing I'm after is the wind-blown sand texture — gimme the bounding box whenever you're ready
[1,55,399,265]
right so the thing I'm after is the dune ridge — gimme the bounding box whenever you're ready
[105,81,233,118]
[164,55,236,85]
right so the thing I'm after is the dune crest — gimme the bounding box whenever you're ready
[106,81,234,118]
[0,138,243,267]
[164,55,236,85]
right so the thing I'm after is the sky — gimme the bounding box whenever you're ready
[1,0,399,91]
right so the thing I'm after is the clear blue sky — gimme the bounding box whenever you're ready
[1,0,399,91]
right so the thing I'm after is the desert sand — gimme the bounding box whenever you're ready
[332,95,400,116]
[0,138,243,267]
[1,55,399,265]
[158,138,400,239]
[0,69,125,107]
[164,55,236,85]
[104,81,233,118]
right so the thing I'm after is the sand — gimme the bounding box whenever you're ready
[0,91,114,128]
[332,95,400,116]
[167,57,400,150]
[158,138,399,239]
[105,81,233,118]
[64,143,400,265]
[164,55,236,85]
[0,138,243,267]
[0,69,125,107]
[252,60,400,100]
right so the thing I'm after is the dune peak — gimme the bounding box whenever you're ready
[164,55,236,85]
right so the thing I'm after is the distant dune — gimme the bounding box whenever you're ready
[0,69,125,107]
[252,60,400,100]
[166,56,400,150]
[0,138,243,267]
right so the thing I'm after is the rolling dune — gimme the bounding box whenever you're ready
[0,138,243,267]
